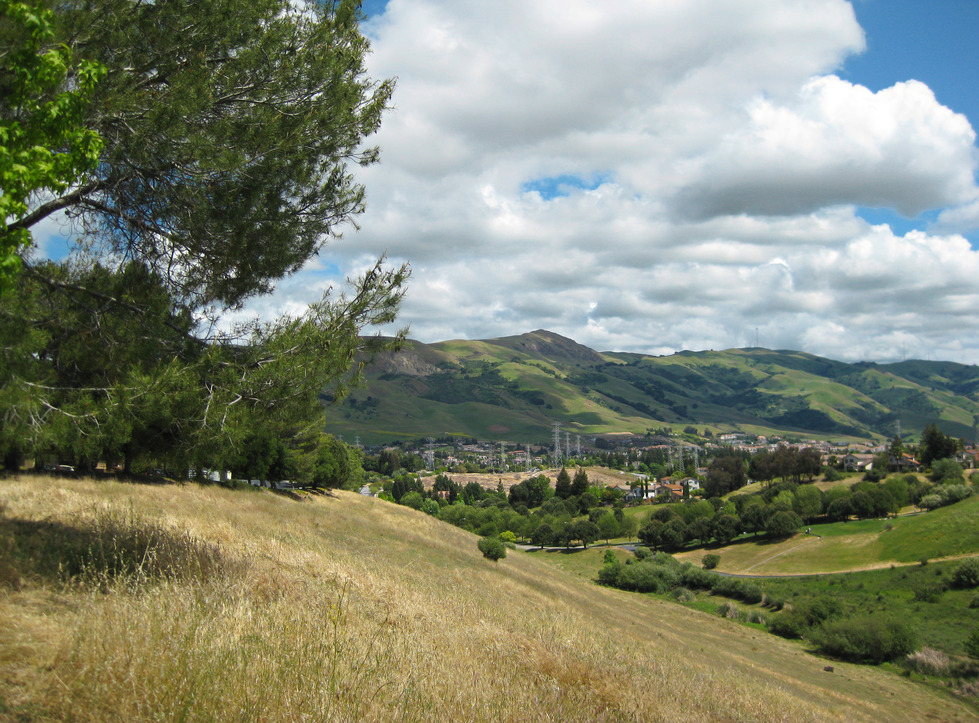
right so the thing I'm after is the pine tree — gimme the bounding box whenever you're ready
[555,467,572,499]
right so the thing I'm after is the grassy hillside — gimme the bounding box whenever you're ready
[324,331,979,445]
[1,476,972,721]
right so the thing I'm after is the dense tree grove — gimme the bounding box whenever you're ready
[1,0,407,482]
[918,424,960,467]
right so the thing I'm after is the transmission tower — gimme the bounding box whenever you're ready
[575,435,581,458]
[552,422,562,464]
[565,432,571,459]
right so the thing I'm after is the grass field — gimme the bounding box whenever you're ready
[1,475,973,721]
[672,496,979,575]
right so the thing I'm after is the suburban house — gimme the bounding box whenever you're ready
[888,453,921,472]
[843,454,875,472]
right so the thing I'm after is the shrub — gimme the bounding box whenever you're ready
[708,576,762,604]
[966,626,979,659]
[711,577,745,599]
[400,491,425,510]
[597,561,622,587]
[717,602,741,620]
[762,594,785,611]
[673,587,696,603]
[951,558,979,589]
[768,597,840,639]
[905,648,951,677]
[740,583,764,605]
[678,564,717,590]
[477,536,506,561]
[911,581,944,603]
[616,559,680,593]
[813,615,917,664]
[702,553,720,570]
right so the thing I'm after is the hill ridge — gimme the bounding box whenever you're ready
[324,330,979,445]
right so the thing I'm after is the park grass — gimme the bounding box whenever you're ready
[674,496,979,575]
[0,475,973,722]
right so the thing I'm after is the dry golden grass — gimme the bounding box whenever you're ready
[0,475,972,722]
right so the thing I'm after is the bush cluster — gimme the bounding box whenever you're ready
[598,549,919,666]
[812,615,917,664]
[951,558,979,589]
[477,536,506,561]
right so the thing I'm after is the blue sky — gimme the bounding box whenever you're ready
[843,0,979,244]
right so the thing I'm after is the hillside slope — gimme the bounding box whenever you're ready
[325,331,979,444]
[0,476,971,721]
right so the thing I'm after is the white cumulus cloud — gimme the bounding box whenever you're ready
[257,0,979,364]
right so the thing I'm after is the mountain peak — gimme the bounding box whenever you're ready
[489,329,606,366]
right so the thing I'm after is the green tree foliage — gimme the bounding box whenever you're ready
[399,491,424,511]
[825,496,852,522]
[596,510,620,545]
[748,449,776,487]
[310,434,361,490]
[530,523,553,549]
[711,513,742,544]
[792,484,823,522]
[702,553,720,570]
[391,476,423,503]
[1,0,105,285]
[919,423,959,467]
[230,431,290,482]
[765,510,803,539]
[740,499,770,535]
[929,458,964,484]
[637,519,665,550]
[704,453,747,497]
[570,467,589,497]
[569,520,600,549]
[21,0,395,309]
[461,481,486,505]
[507,473,550,508]
[2,0,407,473]
[432,473,460,503]
[554,467,572,499]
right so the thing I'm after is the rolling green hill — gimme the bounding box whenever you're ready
[324,330,979,445]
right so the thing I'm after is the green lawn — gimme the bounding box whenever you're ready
[674,496,979,575]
